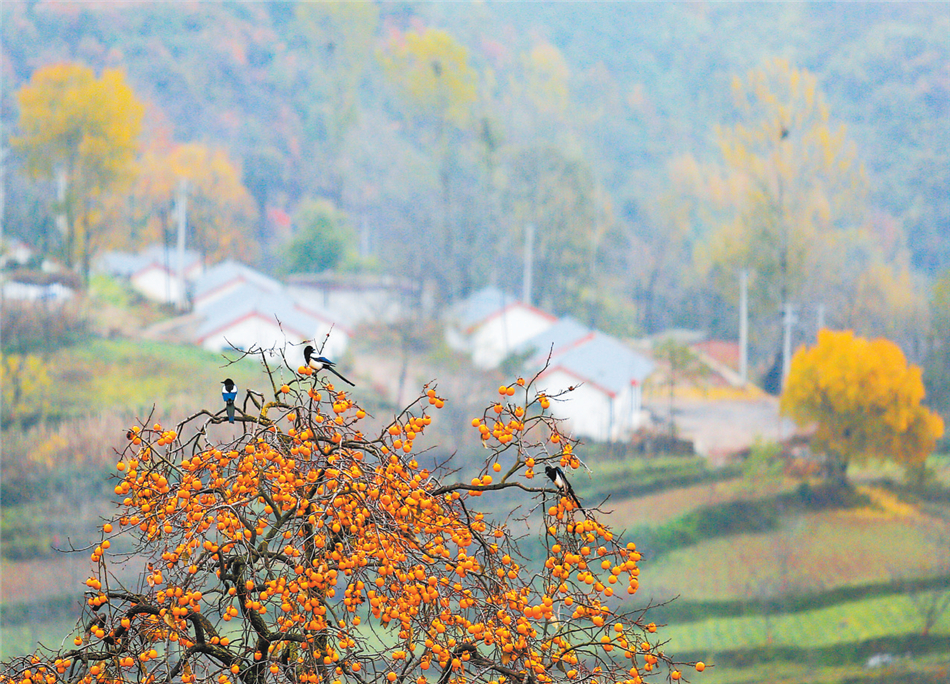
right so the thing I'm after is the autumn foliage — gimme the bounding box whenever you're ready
[125,140,259,264]
[0,355,696,684]
[781,329,945,480]
[12,63,144,276]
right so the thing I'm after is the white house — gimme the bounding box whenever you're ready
[98,244,203,305]
[1,280,75,303]
[192,284,350,361]
[1,239,36,269]
[520,319,655,442]
[286,273,413,328]
[192,260,283,311]
[445,287,557,369]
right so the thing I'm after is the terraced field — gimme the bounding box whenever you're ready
[3,337,949,682]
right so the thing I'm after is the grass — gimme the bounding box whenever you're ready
[691,653,950,684]
[649,575,950,622]
[603,476,790,528]
[660,592,950,653]
[572,454,741,505]
[0,619,79,660]
[638,505,950,602]
[58,338,262,419]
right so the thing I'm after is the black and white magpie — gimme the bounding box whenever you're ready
[303,345,355,386]
[222,378,238,424]
[545,465,583,509]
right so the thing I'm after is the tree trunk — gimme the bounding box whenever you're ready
[826,451,850,489]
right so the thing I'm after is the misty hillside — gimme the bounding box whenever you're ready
[2,2,947,350]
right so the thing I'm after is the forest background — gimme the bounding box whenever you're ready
[2,2,948,381]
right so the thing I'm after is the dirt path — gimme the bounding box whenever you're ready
[644,396,797,462]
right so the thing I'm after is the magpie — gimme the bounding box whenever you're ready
[222,378,238,424]
[545,465,582,509]
[303,345,355,386]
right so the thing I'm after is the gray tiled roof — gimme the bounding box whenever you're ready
[138,243,202,270]
[545,332,655,396]
[519,316,593,364]
[192,260,283,304]
[448,287,519,331]
[98,244,202,277]
[194,284,330,343]
[97,251,150,278]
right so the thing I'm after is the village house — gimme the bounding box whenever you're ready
[445,287,558,369]
[98,244,203,305]
[192,260,283,311]
[192,283,350,360]
[520,317,655,442]
[286,272,413,328]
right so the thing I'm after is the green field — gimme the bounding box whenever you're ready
[3,337,950,682]
[662,593,950,652]
[0,620,79,661]
[60,337,264,419]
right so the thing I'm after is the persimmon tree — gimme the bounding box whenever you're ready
[781,329,945,486]
[0,352,700,684]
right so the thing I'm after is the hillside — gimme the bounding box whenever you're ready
[2,3,947,335]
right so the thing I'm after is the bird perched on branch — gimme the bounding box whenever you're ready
[221,378,238,424]
[545,465,582,509]
[304,345,355,386]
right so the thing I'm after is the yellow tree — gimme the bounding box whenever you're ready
[383,27,478,130]
[497,40,575,145]
[12,63,144,279]
[294,1,379,203]
[125,140,258,264]
[781,329,944,486]
[382,27,480,304]
[0,353,53,428]
[705,58,868,322]
[0,354,701,684]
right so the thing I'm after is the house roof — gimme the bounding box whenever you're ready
[449,287,518,330]
[692,339,740,371]
[192,260,283,306]
[97,251,150,278]
[99,244,203,278]
[519,316,594,365]
[138,243,203,270]
[540,331,655,398]
[449,286,556,332]
[194,284,351,345]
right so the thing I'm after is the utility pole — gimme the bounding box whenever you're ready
[175,179,188,311]
[739,269,749,385]
[1,146,7,309]
[781,302,796,388]
[360,216,370,260]
[816,303,825,336]
[56,166,72,238]
[0,146,7,246]
[522,223,535,306]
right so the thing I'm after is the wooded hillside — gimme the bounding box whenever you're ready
[2,2,947,369]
